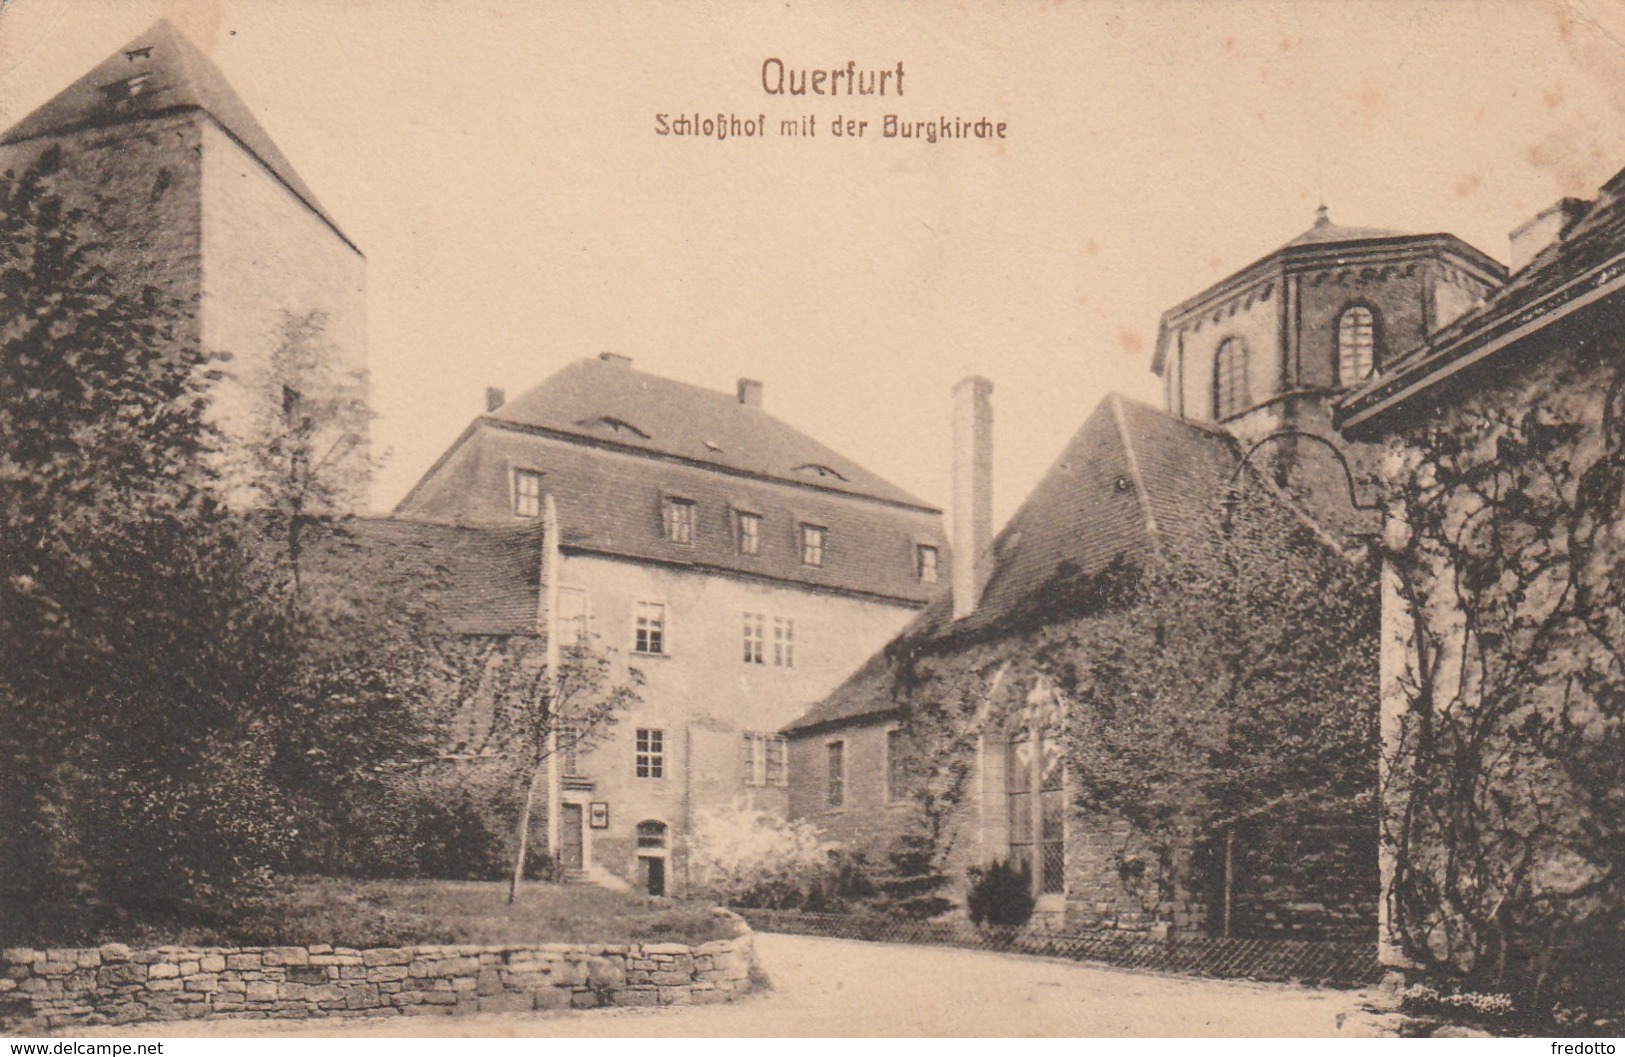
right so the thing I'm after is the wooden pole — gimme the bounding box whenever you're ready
[541,495,562,869]
[1223,827,1235,939]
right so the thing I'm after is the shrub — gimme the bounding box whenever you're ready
[869,827,953,920]
[686,808,837,910]
[966,858,1036,927]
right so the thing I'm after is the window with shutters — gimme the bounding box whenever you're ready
[741,732,788,788]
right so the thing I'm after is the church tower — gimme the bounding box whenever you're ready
[1152,208,1504,522]
[0,20,368,508]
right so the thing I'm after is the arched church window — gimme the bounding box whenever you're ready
[1007,731,1065,896]
[1214,338,1250,420]
[1337,305,1377,385]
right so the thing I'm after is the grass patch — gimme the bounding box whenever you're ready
[6,877,735,950]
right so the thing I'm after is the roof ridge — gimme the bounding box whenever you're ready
[1109,393,1163,562]
[482,357,936,509]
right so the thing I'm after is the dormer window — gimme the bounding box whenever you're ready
[795,463,849,482]
[800,524,826,567]
[1337,305,1377,385]
[736,511,761,556]
[1214,337,1250,420]
[917,544,939,584]
[663,497,696,544]
[98,72,152,105]
[580,415,651,440]
[513,468,544,518]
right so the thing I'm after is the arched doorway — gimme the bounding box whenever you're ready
[636,820,668,897]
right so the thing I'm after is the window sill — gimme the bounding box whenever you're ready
[632,651,671,660]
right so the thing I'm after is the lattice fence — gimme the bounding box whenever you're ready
[735,909,1383,988]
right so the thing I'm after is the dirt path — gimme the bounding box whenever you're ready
[78,933,1397,1037]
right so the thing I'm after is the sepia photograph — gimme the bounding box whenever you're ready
[3,0,1625,1042]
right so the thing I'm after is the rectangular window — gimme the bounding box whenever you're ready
[634,601,666,655]
[557,586,588,645]
[886,728,906,803]
[513,468,544,518]
[557,724,579,776]
[740,731,788,787]
[917,545,939,584]
[767,735,787,787]
[663,498,696,544]
[826,740,845,808]
[772,616,795,669]
[635,728,665,779]
[736,512,761,556]
[800,524,826,567]
[743,612,765,664]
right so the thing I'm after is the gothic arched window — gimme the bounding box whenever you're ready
[1337,305,1377,385]
[1007,731,1065,897]
[1214,338,1250,420]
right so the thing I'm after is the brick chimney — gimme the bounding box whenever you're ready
[598,352,632,367]
[485,386,505,412]
[952,376,994,621]
[1509,198,1590,273]
[737,378,764,408]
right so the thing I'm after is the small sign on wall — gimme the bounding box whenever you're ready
[589,802,609,829]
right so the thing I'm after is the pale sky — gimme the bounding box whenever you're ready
[5,0,1625,530]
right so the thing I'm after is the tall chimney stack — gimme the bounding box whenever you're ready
[952,376,994,621]
[485,386,506,412]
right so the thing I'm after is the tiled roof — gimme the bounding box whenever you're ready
[534,426,944,605]
[783,395,1241,734]
[1339,168,1625,429]
[1,20,346,245]
[1275,210,1405,250]
[487,357,933,509]
[302,517,542,637]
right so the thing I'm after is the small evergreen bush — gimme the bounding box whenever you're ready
[966,858,1036,927]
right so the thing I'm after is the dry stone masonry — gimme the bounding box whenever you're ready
[0,921,755,1030]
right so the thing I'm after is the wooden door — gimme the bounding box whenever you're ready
[561,803,584,870]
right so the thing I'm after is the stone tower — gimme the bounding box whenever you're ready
[0,20,368,507]
[1151,208,1505,523]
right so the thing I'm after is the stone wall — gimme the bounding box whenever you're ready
[0,920,755,1031]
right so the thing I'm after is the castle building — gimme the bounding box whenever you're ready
[396,354,947,894]
[1154,207,1503,450]
[0,21,368,506]
[1336,172,1625,972]
[784,212,1505,938]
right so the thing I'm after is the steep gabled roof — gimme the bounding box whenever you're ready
[1,20,347,245]
[485,357,933,510]
[303,517,542,637]
[783,395,1241,734]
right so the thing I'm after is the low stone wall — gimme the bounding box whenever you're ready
[0,919,755,1031]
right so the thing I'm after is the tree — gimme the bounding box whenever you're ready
[491,638,642,901]
[1381,351,1625,1011]
[0,147,298,936]
[232,309,371,587]
[1051,489,1380,933]
[878,480,1377,935]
